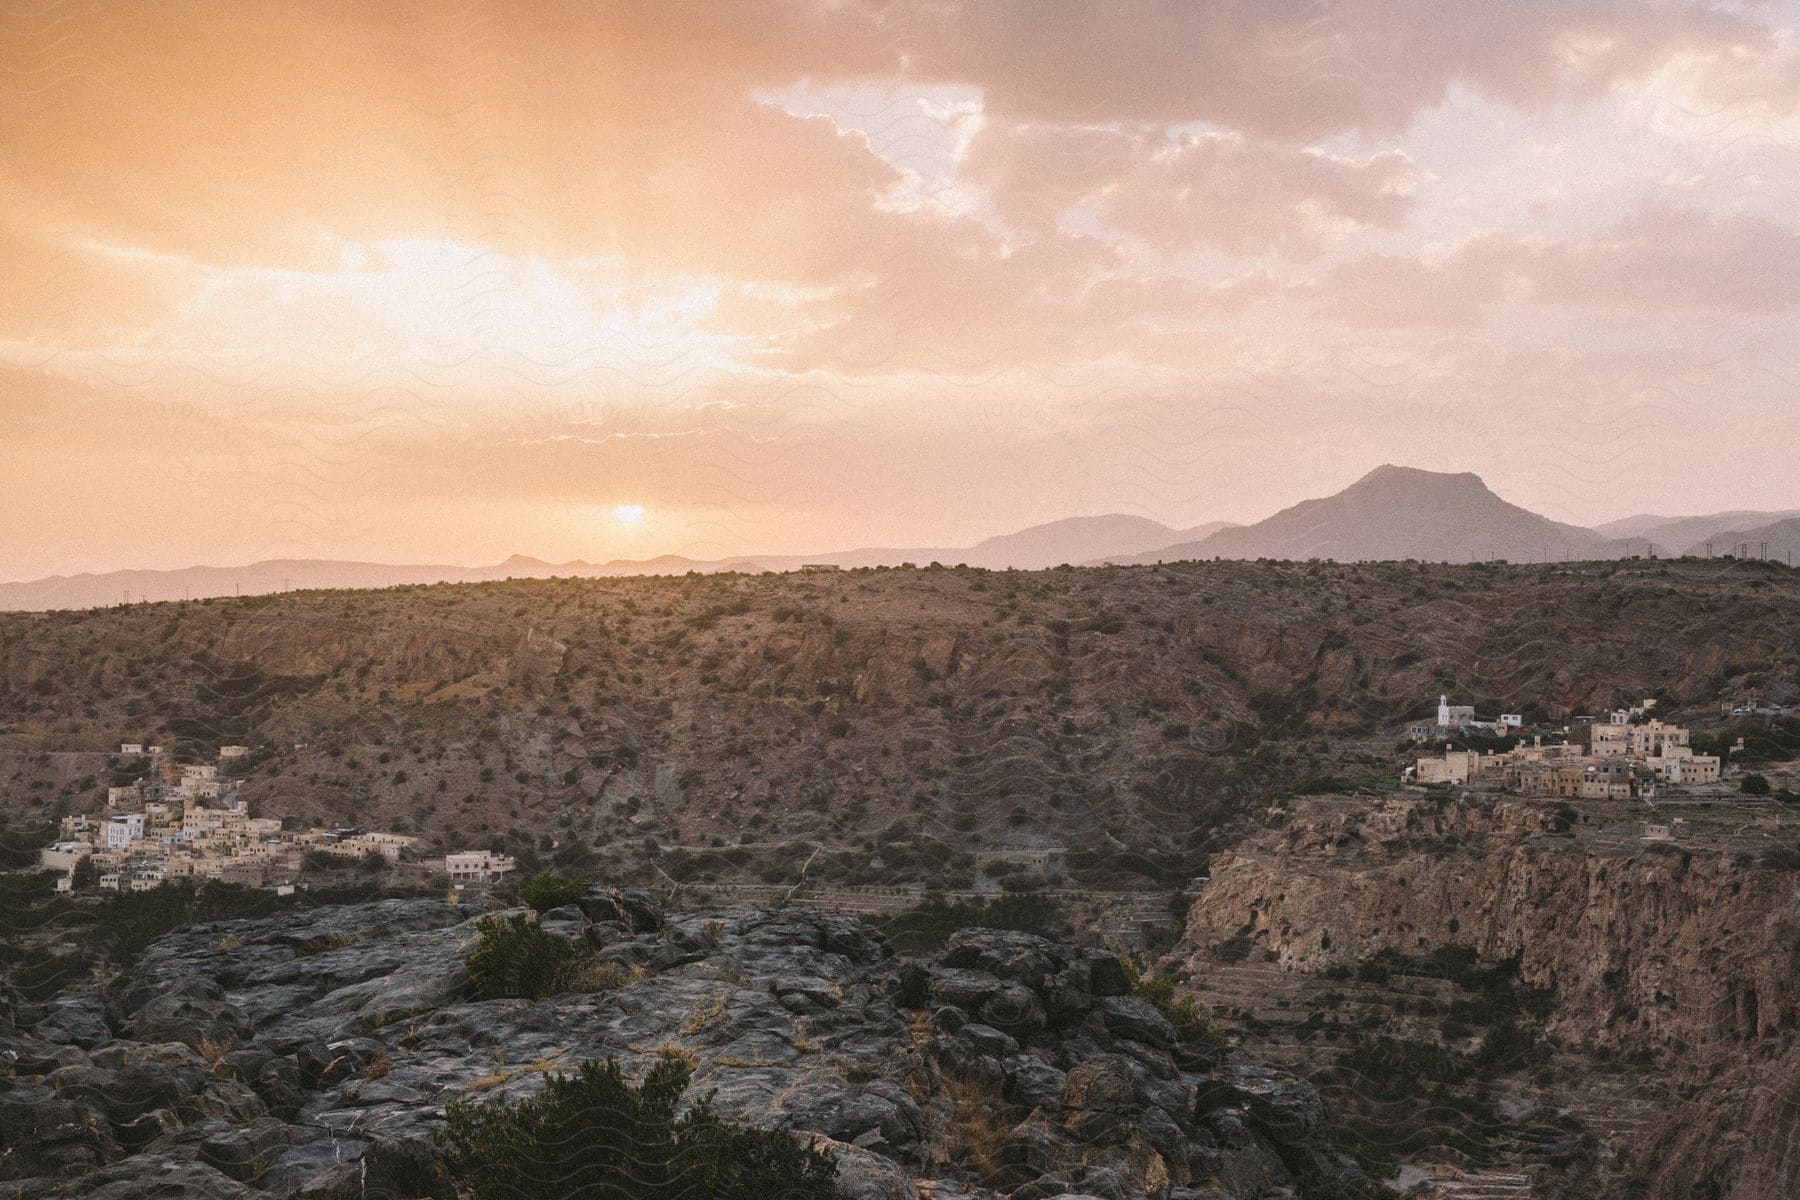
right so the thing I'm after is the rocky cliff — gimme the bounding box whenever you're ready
[1172,795,1800,1199]
[0,895,1372,1199]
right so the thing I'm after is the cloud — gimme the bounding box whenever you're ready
[1310,203,1800,326]
[5,0,1800,574]
[967,123,1418,256]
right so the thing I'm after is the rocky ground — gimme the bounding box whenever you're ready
[1169,793,1800,1200]
[0,892,1373,1199]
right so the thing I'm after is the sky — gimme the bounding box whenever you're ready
[4,0,1800,579]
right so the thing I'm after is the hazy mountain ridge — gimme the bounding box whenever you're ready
[0,516,1197,611]
[1596,509,1800,550]
[5,465,1795,610]
[1680,515,1800,564]
[1109,465,1627,565]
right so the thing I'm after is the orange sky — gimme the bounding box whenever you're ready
[5,1,1800,578]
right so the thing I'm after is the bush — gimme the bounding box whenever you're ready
[1741,773,1772,796]
[1129,968,1227,1049]
[465,914,579,1000]
[519,869,589,913]
[441,1052,839,1200]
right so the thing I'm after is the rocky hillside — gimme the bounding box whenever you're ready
[0,894,1374,1199]
[1169,794,1800,1199]
[2,558,1798,889]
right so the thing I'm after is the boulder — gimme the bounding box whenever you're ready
[1194,1062,1323,1139]
[807,1134,915,1200]
[981,983,1047,1038]
[929,967,1003,1010]
[1059,1055,1140,1144]
[941,929,1060,990]
[33,994,112,1049]
[198,1116,300,1183]
[1095,996,1177,1049]
[1002,1054,1068,1110]
[123,978,251,1052]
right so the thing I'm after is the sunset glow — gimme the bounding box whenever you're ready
[4,2,1800,580]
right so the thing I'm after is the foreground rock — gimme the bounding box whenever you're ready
[0,894,1368,1198]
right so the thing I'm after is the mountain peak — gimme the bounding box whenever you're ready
[1357,464,1486,488]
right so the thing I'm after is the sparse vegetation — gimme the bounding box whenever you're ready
[464,913,580,1001]
[1127,965,1227,1048]
[440,1052,840,1200]
[519,868,588,913]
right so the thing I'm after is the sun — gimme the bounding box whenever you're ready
[613,504,646,525]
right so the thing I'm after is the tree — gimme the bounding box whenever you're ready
[70,854,99,892]
[464,913,578,1000]
[1741,773,1772,796]
[441,1053,839,1200]
[519,868,587,913]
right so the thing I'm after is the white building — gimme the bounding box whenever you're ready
[445,850,518,883]
[219,745,250,760]
[1437,695,1476,727]
[104,813,145,849]
[120,743,144,755]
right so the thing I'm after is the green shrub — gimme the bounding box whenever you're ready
[519,869,588,913]
[441,1052,839,1200]
[465,913,579,1000]
[1129,969,1227,1048]
[1741,773,1772,796]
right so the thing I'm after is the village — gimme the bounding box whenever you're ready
[1407,694,1737,800]
[23,691,1787,899]
[36,743,517,895]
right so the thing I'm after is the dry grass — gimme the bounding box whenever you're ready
[942,1078,1019,1182]
[197,1037,236,1065]
[467,1049,569,1094]
[564,960,640,994]
[682,992,731,1035]
[363,1049,393,1080]
[656,1043,698,1069]
[217,935,244,951]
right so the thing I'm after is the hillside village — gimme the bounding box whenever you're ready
[35,743,512,895]
[24,686,1779,898]
[1409,694,1742,800]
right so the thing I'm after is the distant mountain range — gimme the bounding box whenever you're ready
[1101,465,1624,565]
[1593,510,1800,551]
[3,465,1791,610]
[1678,515,1800,563]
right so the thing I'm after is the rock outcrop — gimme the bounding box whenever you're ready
[1171,794,1800,1200]
[0,896,1368,1199]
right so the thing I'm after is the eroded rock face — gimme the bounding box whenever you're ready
[1173,794,1800,1200]
[0,897,1361,1199]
